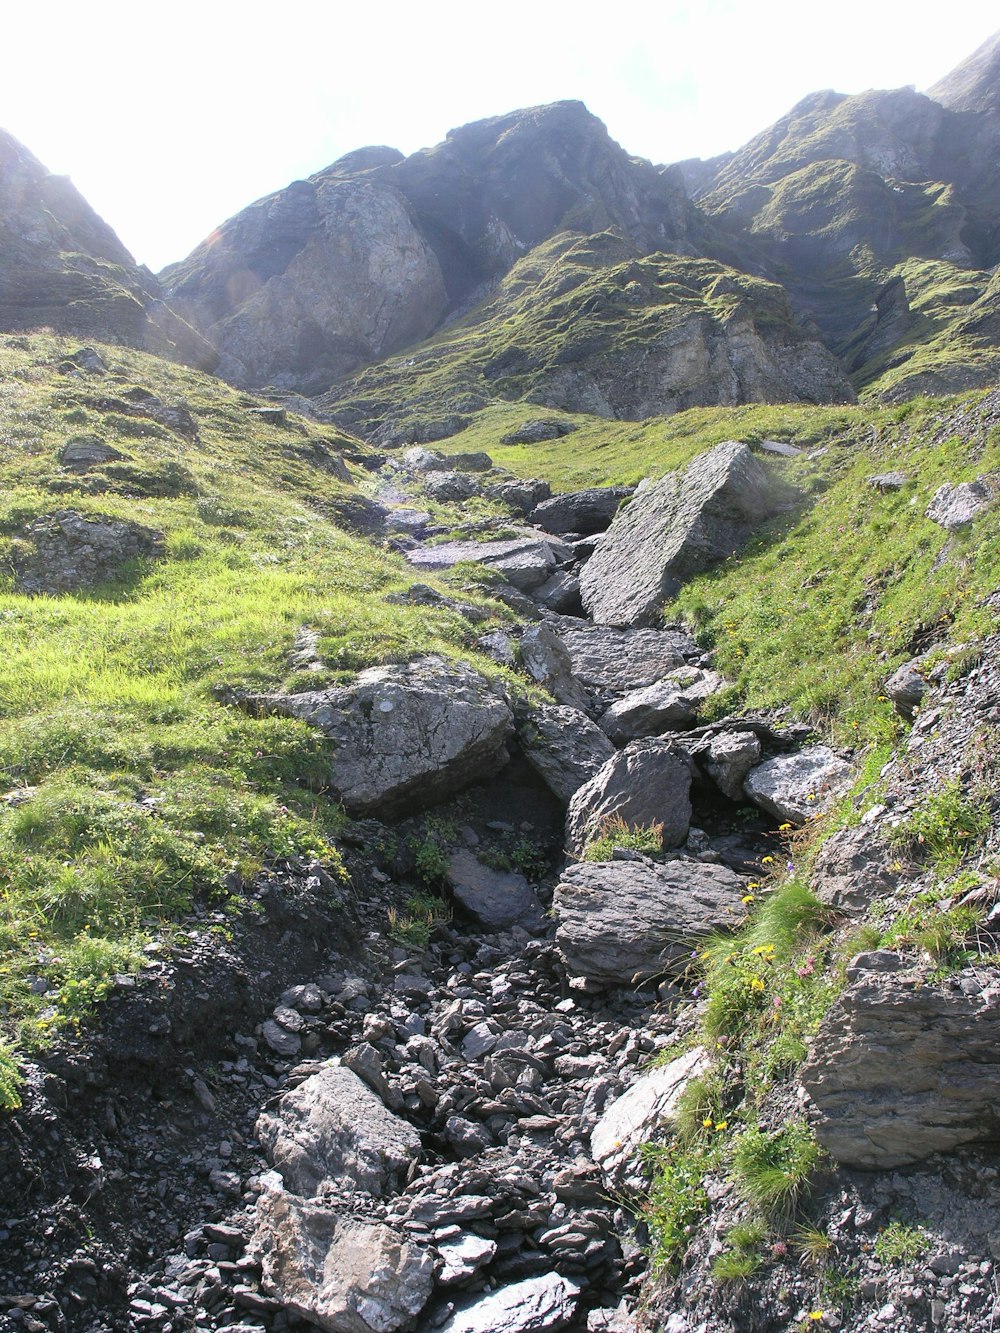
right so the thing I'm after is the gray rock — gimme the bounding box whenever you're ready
[532,571,582,614]
[402,446,448,472]
[800,964,1000,1168]
[12,509,165,594]
[253,1187,434,1333]
[244,657,512,817]
[256,1062,422,1197]
[925,479,993,530]
[885,659,929,716]
[554,858,747,985]
[867,471,909,491]
[757,439,802,457]
[810,824,897,916]
[591,1048,707,1187]
[436,1233,498,1287]
[529,487,633,536]
[447,849,545,930]
[579,442,790,625]
[384,507,433,534]
[516,704,616,804]
[743,746,853,824]
[704,729,762,801]
[557,624,697,690]
[342,1043,403,1110]
[444,1116,494,1159]
[486,478,552,514]
[448,451,495,472]
[565,739,693,855]
[261,1019,302,1058]
[518,624,591,712]
[598,668,725,743]
[406,537,559,591]
[58,434,124,469]
[499,419,578,445]
[423,471,481,502]
[437,1273,581,1333]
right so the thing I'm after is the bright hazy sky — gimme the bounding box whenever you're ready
[5,1,998,272]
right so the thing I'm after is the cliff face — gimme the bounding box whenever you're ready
[0,131,214,368]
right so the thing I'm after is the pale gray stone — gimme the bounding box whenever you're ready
[423,471,480,502]
[704,729,762,801]
[516,704,616,804]
[405,537,559,590]
[565,739,693,855]
[743,746,853,824]
[810,824,897,916]
[518,624,591,712]
[554,858,747,985]
[801,963,1000,1168]
[579,442,789,625]
[437,1273,581,1333]
[557,624,697,691]
[925,479,992,530]
[253,1187,434,1333]
[256,1062,422,1197]
[437,1233,498,1287]
[598,668,725,743]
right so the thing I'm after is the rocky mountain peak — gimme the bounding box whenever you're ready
[928,27,1000,112]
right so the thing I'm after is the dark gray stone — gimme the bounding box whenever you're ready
[598,668,725,743]
[12,509,165,594]
[529,487,633,536]
[565,739,693,855]
[516,704,616,804]
[499,419,578,445]
[447,850,545,930]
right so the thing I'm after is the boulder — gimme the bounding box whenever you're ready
[436,1233,498,1287]
[58,435,124,470]
[423,471,480,502]
[244,658,512,817]
[256,1062,422,1197]
[253,1186,434,1333]
[531,571,582,615]
[556,624,698,691]
[800,961,1000,1168]
[925,479,992,530]
[554,858,747,985]
[529,486,633,536]
[591,1048,708,1188]
[402,446,449,472]
[406,537,559,591]
[447,451,494,472]
[867,471,908,491]
[499,419,578,445]
[446,850,545,930]
[810,823,897,916]
[486,477,552,514]
[565,739,693,855]
[437,1273,581,1333]
[518,624,591,712]
[743,746,853,824]
[578,442,789,626]
[598,668,725,743]
[12,509,165,594]
[884,658,929,716]
[703,729,762,801]
[516,704,616,804]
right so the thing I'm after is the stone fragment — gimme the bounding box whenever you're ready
[554,858,746,985]
[531,571,581,614]
[556,624,697,691]
[518,624,591,712]
[447,849,545,931]
[867,471,908,491]
[423,471,481,502]
[486,478,552,514]
[757,439,802,457]
[437,1233,498,1287]
[579,442,790,625]
[256,1062,422,1197]
[800,963,1000,1168]
[565,739,693,855]
[58,434,124,469]
[261,1020,301,1058]
[529,487,633,536]
[405,536,561,590]
[704,729,761,801]
[884,659,929,717]
[516,704,616,805]
[243,657,512,817]
[591,1048,708,1187]
[743,746,853,824]
[499,419,578,445]
[253,1187,434,1333]
[598,668,725,743]
[436,1273,581,1333]
[925,479,992,530]
[810,824,897,916]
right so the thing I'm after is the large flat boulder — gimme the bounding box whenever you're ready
[405,537,561,591]
[743,745,853,825]
[436,1273,581,1333]
[529,486,633,535]
[256,1062,423,1198]
[800,959,1000,1168]
[244,657,512,817]
[516,704,616,804]
[565,739,693,855]
[553,858,747,985]
[253,1187,434,1333]
[578,442,789,626]
[598,668,725,743]
[556,624,698,691]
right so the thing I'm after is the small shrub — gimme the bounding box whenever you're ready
[0,1043,23,1111]
[387,891,451,947]
[888,780,990,871]
[874,1220,930,1265]
[583,814,664,862]
[731,1120,824,1214]
[643,1140,716,1273]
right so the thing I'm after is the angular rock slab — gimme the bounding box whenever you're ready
[405,537,559,591]
[743,746,853,825]
[809,823,897,916]
[598,668,725,743]
[565,739,693,855]
[704,729,761,801]
[256,1062,422,1198]
[253,1186,434,1333]
[529,486,633,536]
[518,624,591,712]
[925,479,992,530]
[800,963,1000,1168]
[437,1273,581,1333]
[592,1047,708,1188]
[245,657,512,817]
[447,849,545,931]
[554,858,747,985]
[516,704,616,805]
[579,441,788,625]
[557,624,697,691]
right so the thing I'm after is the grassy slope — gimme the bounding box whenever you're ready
[0,333,511,1086]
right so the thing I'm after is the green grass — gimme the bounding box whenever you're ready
[0,332,518,1079]
[730,1120,824,1215]
[582,814,664,862]
[886,779,991,872]
[387,891,451,947]
[873,1220,930,1265]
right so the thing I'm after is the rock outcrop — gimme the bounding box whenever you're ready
[516,703,616,804]
[743,745,853,824]
[579,442,789,626]
[12,509,165,594]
